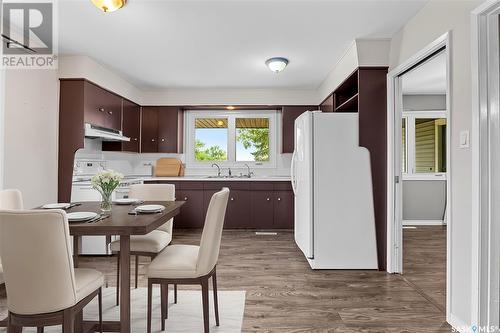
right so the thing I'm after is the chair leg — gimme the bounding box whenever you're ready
[7,313,22,333]
[98,287,103,333]
[212,269,220,326]
[160,284,168,331]
[147,280,153,333]
[135,255,139,289]
[174,284,178,304]
[116,254,120,306]
[201,278,210,333]
[37,327,44,333]
[62,309,74,333]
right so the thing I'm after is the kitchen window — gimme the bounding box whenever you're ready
[401,111,447,179]
[185,110,276,167]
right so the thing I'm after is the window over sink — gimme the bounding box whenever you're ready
[185,110,276,168]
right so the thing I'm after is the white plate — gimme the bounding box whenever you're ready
[114,198,139,205]
[42,203,71,209]
[67,212,98,222]
[135,204,165,213]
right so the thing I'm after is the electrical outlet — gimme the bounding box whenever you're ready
[459,130,470,148]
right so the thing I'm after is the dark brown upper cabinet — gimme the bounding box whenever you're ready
[281,106,316,153]
[141,106,183,153]
[141,107,159,153]
[320,94,334,112]
[121,100,141,152]
[158,106,183,153]
[84,81,122,130]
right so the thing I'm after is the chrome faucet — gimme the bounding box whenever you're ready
[244,163,254,178]
[211,163,221,177]
[228,167,232,177]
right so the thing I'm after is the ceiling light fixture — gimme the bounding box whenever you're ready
[226,106,235,110]
[265,57,289,73]
[91,0,126,13]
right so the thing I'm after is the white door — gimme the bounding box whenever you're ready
[292,111,314,259]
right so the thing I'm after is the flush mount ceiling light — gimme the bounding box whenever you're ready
[226,106,235,110]
[91,0,126,12]
[265,57,289,73]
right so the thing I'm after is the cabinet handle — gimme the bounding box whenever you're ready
[266,198,270,201]
[184,197,188,201]
[108,111,113,115]
[230,197,234,201]
[277,197,281,201]
[98,107,105,112]
[151,139,155,142]
[133,138,138,141]
[161,138,165,142]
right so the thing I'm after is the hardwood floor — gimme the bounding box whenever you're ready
[403,225,447,312]
[0,229,450,332]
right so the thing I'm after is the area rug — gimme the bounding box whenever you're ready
[0,287,246,332]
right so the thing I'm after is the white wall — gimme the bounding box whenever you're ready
[0,69,5,190]
[58,55,143,104]
[142,88,318,106]
[3,69,59,208]
[388,0,483,327]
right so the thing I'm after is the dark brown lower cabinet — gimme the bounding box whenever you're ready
[250,190,275,228]
[145,180,293,229]
[274,190,294,229]
[175,189,204,228]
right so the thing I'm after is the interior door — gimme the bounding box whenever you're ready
[394,75,404,273]
[293,111,314,259]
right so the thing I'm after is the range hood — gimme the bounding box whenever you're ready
[84,123,130,142]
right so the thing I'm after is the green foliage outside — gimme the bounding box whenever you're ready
[195,139,227,161]
[237,128,269,161]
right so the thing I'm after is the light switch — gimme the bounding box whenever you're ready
[459,130,470,148]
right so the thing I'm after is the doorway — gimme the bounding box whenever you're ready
[386,33,451,319]
[401,50,448,310]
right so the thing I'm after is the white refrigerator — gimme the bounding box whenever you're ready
[291,111,378,269]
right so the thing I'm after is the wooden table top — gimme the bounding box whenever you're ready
[65,201,185,236]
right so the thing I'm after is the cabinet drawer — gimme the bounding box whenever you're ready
[250,182,275,191]
[274,182,293,191]
[204,181,250,191]
[180,181,204,190]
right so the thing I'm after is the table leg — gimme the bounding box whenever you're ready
[120,235,131,333]
[73,236,82,268]
[74,310,83,333]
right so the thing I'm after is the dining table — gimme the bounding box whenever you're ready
[67,200,185,333]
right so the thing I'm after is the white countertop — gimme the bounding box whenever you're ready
[139,176,291,182]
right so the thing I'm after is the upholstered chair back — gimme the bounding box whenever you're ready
[196,188,229,276]
[0,210,77,315]
[0,189,23,210]
[129,184,175,233]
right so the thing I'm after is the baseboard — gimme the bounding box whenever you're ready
[403,219,445,226]
[448,313,470,332]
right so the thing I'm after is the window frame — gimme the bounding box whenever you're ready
[185,110,277,168]
[402,110,447,181]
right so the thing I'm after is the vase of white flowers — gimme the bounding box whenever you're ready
[91,170,123,213]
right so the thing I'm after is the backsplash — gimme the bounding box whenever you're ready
[75,138,292,177]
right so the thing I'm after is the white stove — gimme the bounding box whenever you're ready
[71,160,142,255]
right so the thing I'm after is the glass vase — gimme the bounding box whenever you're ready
[100,192,112,214]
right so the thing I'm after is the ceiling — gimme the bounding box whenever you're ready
[402,51,447,95]
[58,0,427,90]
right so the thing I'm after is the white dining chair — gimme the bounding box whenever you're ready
[146,187,229,333]
[0,189,23,210]
[0,209,104,333]
[109,184,176,305]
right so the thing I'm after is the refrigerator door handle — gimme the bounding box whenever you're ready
[291,150,297,195]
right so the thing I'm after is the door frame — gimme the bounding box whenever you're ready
[386,32,452,320]
[471,1,500,328]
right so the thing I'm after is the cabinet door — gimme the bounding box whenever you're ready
[158,106,183,153]
[250,190,274,228]
[281,106,316,153]
[274,190,294,229]
[141,107,158,153]
[122,100,140,152]
[83,82,106,127]
[103,92,122,130]
[176,190,204,228]
[226,190,251,228]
